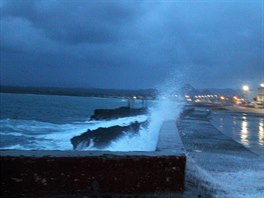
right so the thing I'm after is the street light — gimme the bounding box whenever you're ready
[242,85,250,103]
[242,85,249,92]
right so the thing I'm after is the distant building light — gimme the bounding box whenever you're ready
[233,96,238,100]
[133,96,137,99]
[260,83,264,88]
[220,96,225,100]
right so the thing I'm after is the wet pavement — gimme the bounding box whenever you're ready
[178,108,263,198]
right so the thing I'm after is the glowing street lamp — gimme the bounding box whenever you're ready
[242,85,250,102]
[260,83,264,88]
[242,85,249,92]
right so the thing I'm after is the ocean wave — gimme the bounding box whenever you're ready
[0,144,29,150]
[0,115,148,150]
[95,100,182,151]
[0,132,30,137]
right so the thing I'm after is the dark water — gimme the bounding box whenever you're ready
[0,93,148,150]
[0,93,130,123]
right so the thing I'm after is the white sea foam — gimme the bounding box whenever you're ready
[2,144,29,150]
[186,157,225,194]
[102,78,184,152]
[185,154,264,198]
[212,157,264,198]
[0,115,148,150]
[102,100,182,151]
[0,132,26,137]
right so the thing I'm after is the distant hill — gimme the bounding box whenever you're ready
[180,84,199,97]
[0,85,157,99]
[0,85,244,99]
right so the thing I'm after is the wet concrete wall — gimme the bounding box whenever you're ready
[0,120,186,197]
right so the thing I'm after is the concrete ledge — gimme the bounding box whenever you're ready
[157,120,185,153]
[0,120,186,197]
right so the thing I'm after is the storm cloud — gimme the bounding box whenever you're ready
[0,0,263,89]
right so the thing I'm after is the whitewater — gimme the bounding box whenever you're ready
[0,115,148,150]
[0,93,181,151]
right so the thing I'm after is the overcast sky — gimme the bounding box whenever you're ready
[0,0,263,89]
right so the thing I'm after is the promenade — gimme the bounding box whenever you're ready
[177,108,263,197]
[224,105,264,114]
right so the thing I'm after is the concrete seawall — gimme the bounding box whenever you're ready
[177,108,260,197]
[0,120,186,197]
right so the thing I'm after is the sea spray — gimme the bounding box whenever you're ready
[81,74,185,151]
[0,76,185,151]
[187,156,264,198]
[101,74,185,151]
[185,156,226,197]
[104,98,183,151]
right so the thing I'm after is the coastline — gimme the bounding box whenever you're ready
[0,86,156,99]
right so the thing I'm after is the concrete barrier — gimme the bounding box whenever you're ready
[0,120,186,197]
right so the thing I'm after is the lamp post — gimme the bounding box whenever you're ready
[242,85,249,92]
[242,85,250,103]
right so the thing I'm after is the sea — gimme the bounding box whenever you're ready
[0,92,181,151]
[1,92,264,197]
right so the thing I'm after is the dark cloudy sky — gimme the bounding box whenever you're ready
[0,0,263,89]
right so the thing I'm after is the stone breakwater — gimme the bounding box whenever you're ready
[90,106,148,120]
[71,121,148,150]
[71,106,149,150]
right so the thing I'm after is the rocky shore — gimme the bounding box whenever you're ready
[71,121,148,150]
[90,106,148,120]
[70,106,149,150]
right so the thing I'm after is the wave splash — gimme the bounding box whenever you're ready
[0,99,182,152]
[0,115,147,150]
[84,77,184,151]
[103,100,182,151]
